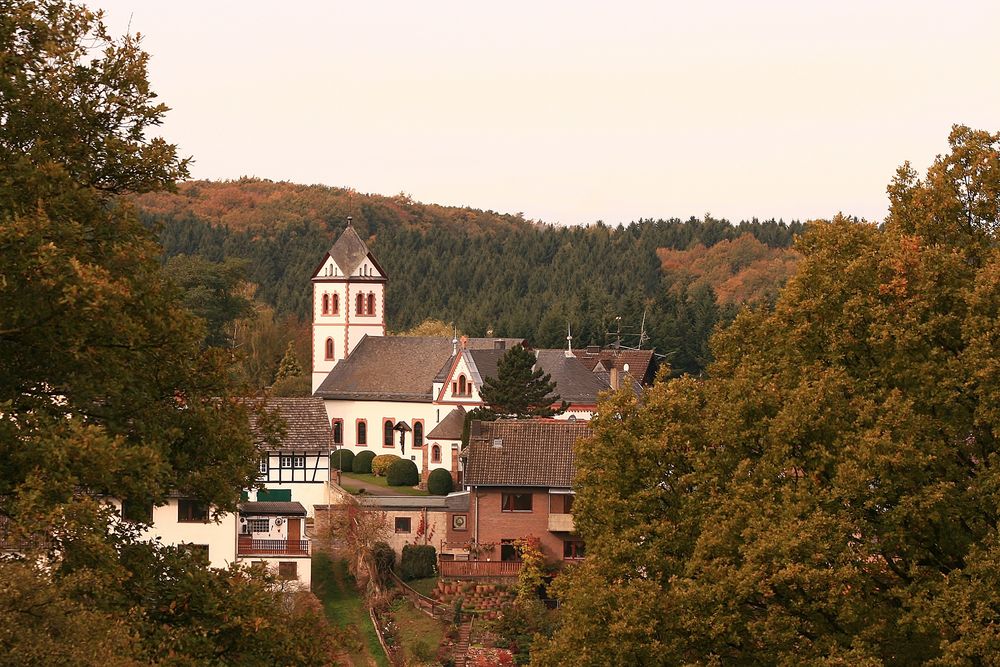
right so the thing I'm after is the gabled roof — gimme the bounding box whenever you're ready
[249,397,331,452]
[464,419,592,488]
[427,406,466,440]
[313,225,388,280]
[573,348,656,384]
[315,336,455,402]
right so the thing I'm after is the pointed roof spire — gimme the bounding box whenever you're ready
[565,323,574,357]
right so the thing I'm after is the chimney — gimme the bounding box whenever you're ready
[460,335,469,350]
[493,339,505,351]
[610,366,620,390]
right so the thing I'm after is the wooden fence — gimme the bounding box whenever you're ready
[439,560,522,579]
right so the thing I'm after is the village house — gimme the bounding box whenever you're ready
[441,419,591,576]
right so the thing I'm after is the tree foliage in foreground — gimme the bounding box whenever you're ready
[534,126,1000,665]
[0,2,333,662]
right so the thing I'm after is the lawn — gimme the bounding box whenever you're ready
[390,596,448,665]
[406,576,440,599]
[312,552,390,667]
[340,471,430,496]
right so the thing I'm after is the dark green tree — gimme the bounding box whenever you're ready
[478,345,568,419]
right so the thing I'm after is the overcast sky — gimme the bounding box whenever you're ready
[89,1,999,226]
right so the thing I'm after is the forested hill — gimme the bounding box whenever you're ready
[137,178,804,376]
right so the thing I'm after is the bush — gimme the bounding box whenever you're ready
[372,454,401,477]
[399,544,437,581]
[371,541,395,587]
[331,448,354,471]
[352,450,376,474]
[427,468,453,495]
[386,459,419,486]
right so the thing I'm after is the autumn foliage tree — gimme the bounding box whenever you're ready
[534,126,1000,665]
[0,2,331,662]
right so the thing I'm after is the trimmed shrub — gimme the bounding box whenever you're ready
[400,544,437,581]
[371,541,396,587]
[331,448,354,472]
[352,450,376,474]
[427,468,454,495]
[386,459,419,486]
[372,454,401,477]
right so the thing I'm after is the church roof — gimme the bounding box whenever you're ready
[326,225,387,279]
[314,336,455,402]
[464,419,592,488]
[427,406,466,440]
[248,397,331,452]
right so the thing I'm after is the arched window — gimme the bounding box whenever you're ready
[322,293,329,314]
[431,445,441,463]
[357,420,367,445]
[332,420,343,445]
[332,293,339,314]
[413,422,423,448]
[383,420,394,447]
[325,338,334,360]
[458,375,467,396]
[356,293,364,315]
[367,292,375,315]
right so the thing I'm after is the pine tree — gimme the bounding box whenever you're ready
[478,345,568,418]
[274,341,304,382]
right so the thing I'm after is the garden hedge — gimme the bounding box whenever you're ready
[331,449,354,472]
[427,468,453,495]
[352,450,376,474]
[400,544,437,580]
[386,459,419,486]
[372,454,401,477]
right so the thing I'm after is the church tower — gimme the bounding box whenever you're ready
[311,223,388,393]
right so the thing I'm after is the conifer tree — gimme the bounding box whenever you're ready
[274,340,304,382]
[478,345,568,419]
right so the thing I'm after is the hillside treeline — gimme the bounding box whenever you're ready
[139,179,803,376]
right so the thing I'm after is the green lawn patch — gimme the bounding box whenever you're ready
[390,596,447,665]
[341,471,429,496]
[312,552,390,667]
[406,576,440,599]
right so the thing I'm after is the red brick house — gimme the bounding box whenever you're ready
[453,419,591,575]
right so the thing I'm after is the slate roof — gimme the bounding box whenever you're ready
[533,349,610,404]
[327,225,386,278]
[427,406,466,440]
[239,501,308,516]
[574,348,656,384]
[315,336,455,401]
[464,419,592,488]
[249,397,331,452]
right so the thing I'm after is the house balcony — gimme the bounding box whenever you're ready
[548,512,575,533]
[237,536,310,557]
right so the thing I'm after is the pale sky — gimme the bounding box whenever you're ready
[90,1,999,226]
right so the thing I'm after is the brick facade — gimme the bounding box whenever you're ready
[467,487,575,564]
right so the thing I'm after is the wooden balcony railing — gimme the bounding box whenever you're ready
[439,559,522,579]
[237,537,310,556]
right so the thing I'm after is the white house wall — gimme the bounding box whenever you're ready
[242,556,312,591]
[323,398,455,476]
[139,499,237,569]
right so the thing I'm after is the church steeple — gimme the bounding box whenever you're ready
[311,223,388,393]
